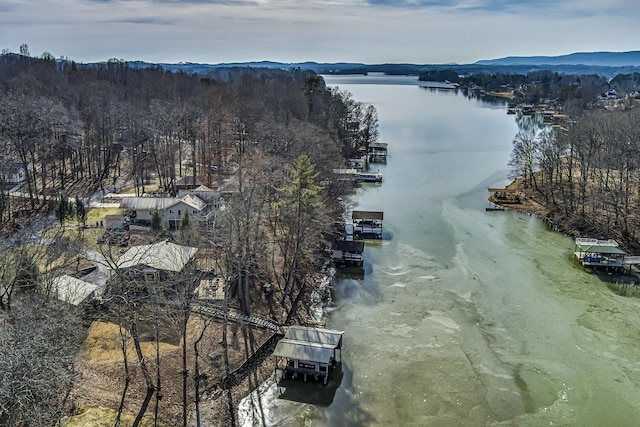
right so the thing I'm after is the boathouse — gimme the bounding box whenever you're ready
[273,326,344,385]
[331,240,364,266]
[368,142,388,162]
[346,157,365,170]
[574,238,627,270]
[352,210,383,238]
[356,170,383,183]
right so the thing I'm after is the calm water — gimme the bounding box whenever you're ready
[239,75,640,426]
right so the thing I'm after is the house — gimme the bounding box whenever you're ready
[331,240,364,266]
[1,162,33,193]
[0,161,32,184]
[177,184,222,210]
[273,325,344,385]
[119,194,210,230]
[116,241,198,273]
[113,241,199,293]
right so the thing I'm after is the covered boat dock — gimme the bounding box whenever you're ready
[273,326,344,385]
[574,238,632,270]
[352,210,383,238]
[368,142,388,162]
[332,240,365,266]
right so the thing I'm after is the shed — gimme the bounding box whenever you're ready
[104,214,125,230]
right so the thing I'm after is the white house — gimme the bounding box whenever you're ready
[119,193,209,230]
[0,162,32,185]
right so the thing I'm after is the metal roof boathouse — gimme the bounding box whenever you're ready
[352,210,383,239]
[331,240,365,266]
[574,238,640,272]
[273,326,344,385]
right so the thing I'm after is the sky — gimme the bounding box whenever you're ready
[1,0,639,65]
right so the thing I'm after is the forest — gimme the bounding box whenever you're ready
[508,105,640,253]
[0,52,378,426]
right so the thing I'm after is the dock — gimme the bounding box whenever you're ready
[273,325,344,385]
[573,238,640,271]
[333,168,383,184]
[367,142,388,162]
[331,240,365,266]
[352,210,383,239]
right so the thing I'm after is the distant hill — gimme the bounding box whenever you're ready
[119,51,640,79]
[475,51,640,67]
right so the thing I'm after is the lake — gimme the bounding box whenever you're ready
[239,75,640,427]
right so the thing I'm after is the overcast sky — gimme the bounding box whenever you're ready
[1,0,638,65]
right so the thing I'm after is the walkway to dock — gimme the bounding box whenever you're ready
[193,301,283,334]
[624,256,640,265]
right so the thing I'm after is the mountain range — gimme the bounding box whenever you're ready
[126,51,640,79]
[474,51,640,67]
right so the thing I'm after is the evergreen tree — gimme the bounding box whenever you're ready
[180,210,191,230]
[75,196,87,227]
[277,155,324,301]
[54,193,73,227]
[150,209,164,233]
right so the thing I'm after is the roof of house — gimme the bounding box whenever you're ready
[119,194,206,212]
[120,197,180,211]
[168,194,206,211]
[116,241,198,272]
[178,185,220,201]
[52,275,99,305]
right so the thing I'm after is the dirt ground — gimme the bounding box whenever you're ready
[63,271,322,426]
[65,314,276,426]
[488,178,549,218]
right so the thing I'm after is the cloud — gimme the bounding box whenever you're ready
[1,0,638,64]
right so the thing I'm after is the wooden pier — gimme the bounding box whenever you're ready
[333,168,383,184]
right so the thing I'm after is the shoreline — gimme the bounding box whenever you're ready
[489,178,640,254]
[236,266,336,426]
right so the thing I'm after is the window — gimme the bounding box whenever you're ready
[144,269,159,282]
